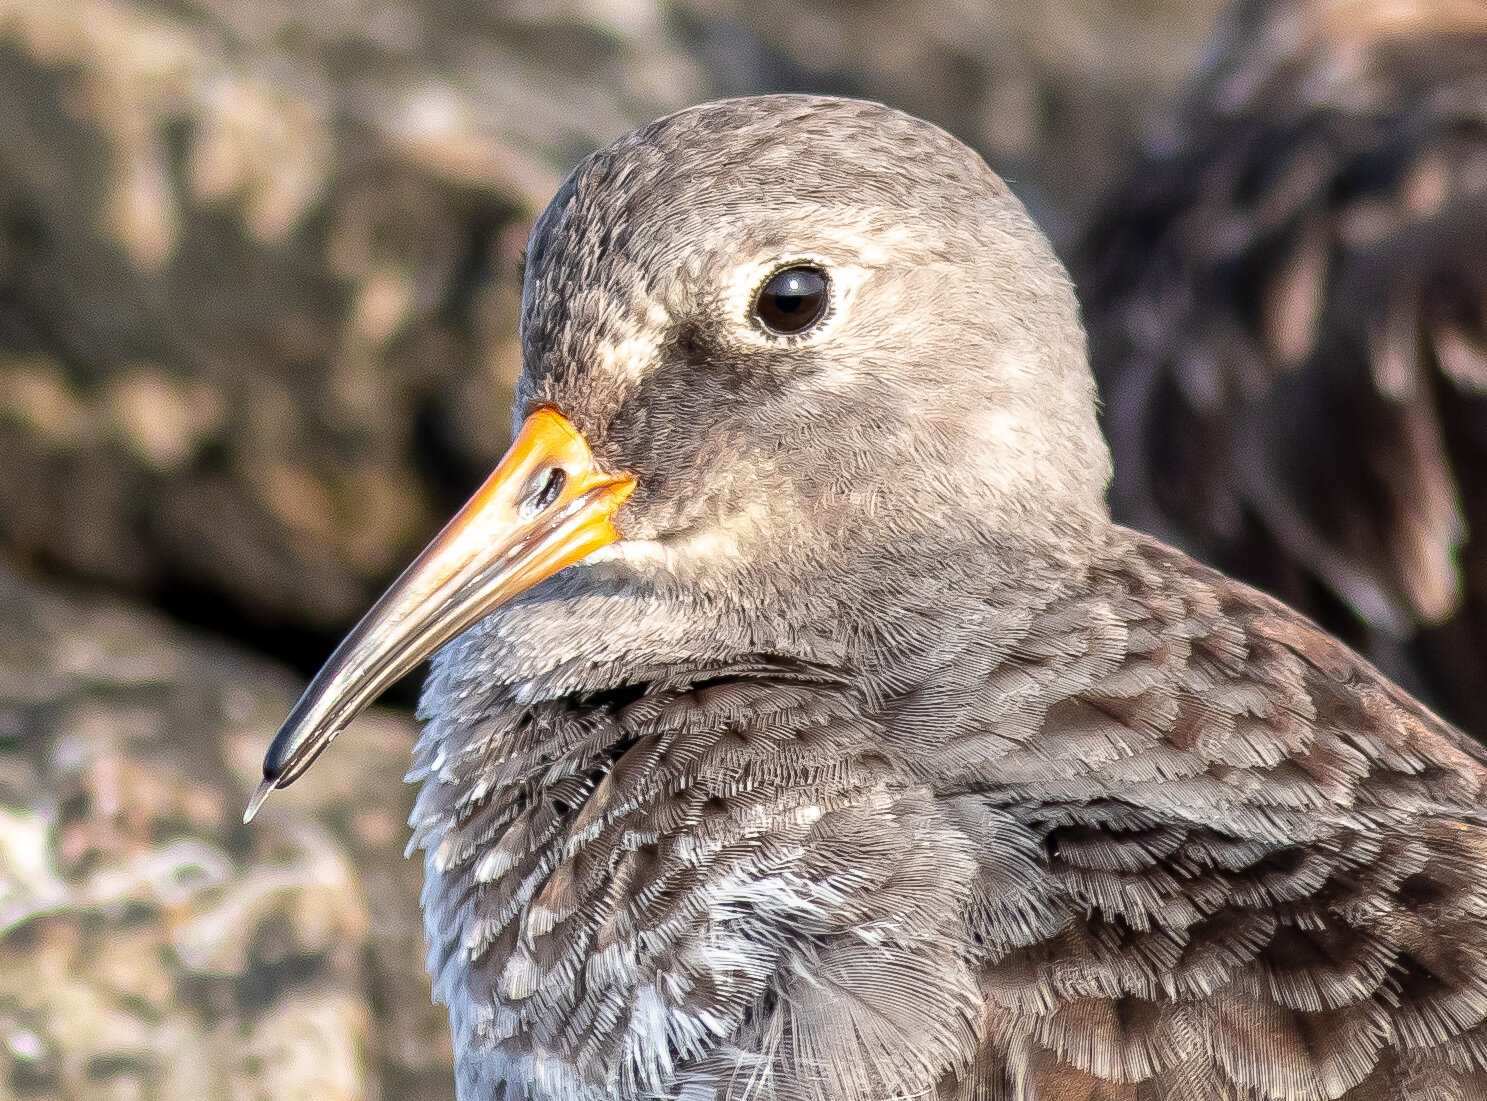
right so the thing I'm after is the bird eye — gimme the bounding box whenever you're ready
[752,265,829,335]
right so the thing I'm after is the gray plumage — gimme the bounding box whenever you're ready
[402,96,1487,1101]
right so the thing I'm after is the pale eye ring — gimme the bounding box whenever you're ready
[752,265,830,335]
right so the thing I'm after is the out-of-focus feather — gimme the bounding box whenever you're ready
[1079,0,1487,737]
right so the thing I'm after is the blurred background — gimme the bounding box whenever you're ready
[1,0,1483,1097]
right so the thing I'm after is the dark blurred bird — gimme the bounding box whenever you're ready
[252,96,1487,1101]
[1079,0,1487,737]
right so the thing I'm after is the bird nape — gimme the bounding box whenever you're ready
[250,95,1487,1101]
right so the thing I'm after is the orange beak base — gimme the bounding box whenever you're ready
[245,407,635,822]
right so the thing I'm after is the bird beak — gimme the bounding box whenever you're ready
[245,406,635,823]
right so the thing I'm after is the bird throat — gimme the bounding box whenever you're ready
[405,623,988,1100]
[400,538,1091,1099]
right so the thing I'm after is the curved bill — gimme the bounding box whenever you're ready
[245,407,635,823]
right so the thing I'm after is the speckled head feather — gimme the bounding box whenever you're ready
[279,94,1487,1101]
[520,97,1108,577]
[462,96,1111,694]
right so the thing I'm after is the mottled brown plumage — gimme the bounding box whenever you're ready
[259,94,1487,1100]
[1079,0,1487,736]
[414,527,1487,1101]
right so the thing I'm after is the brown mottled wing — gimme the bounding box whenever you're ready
[412,540,1487,1101]
[1077,0,1487,736]
[910,535,1487,1100]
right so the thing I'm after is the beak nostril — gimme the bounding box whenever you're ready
[250,406,630,821]
[524,467,568,518]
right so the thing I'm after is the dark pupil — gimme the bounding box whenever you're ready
[755,266,828,334]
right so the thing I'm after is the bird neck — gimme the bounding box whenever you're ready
[404,523,1112,1091]
[409,522,1100,803]
[424,516,1101,699]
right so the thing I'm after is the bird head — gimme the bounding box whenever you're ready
[248,95,1112,818]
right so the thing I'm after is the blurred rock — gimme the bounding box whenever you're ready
[0,0,1224,671]
[0,562,452,1100]
[0,0,704,653]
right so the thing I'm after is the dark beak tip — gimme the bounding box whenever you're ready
[242,409,633,826]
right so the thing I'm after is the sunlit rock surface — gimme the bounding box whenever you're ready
[0,563,452,1100]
